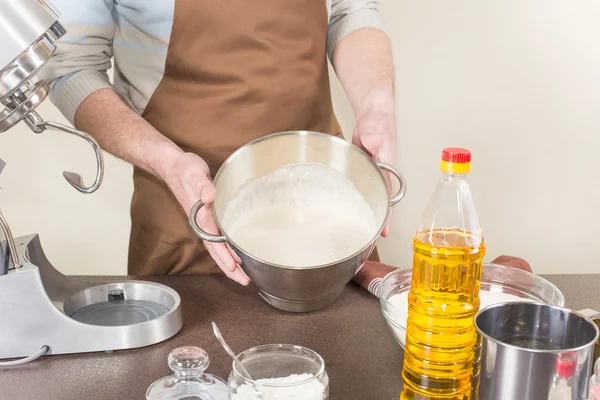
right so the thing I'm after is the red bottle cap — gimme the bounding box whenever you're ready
[556,354,577,378]
[441,148,472,164]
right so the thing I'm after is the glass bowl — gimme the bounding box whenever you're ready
[379,262,565,348]
[228,344,329,399]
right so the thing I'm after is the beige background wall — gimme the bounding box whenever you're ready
[1,0,598,275]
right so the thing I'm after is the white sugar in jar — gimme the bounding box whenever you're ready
[228,345,329,400]
[231,373,325,400]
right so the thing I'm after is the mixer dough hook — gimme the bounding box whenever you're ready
[24,110,104,194]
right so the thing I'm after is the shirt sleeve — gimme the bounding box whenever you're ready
[38,0,116,125]
[327,0,387,59]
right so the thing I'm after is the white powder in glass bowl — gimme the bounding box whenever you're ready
[231,373,325,400]
[384,291,535,346]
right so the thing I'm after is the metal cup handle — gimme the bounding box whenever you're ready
[579,308,600,320]
[376,162,407,206]
[188,200,228,243]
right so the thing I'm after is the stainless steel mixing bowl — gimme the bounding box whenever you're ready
[188,131,407,313]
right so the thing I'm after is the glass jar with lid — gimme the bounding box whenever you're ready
[228,344,329,400]
[146,346,229,400]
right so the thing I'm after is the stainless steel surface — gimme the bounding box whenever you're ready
[190,200,226,242]
[0,35,56,102]
[189,130,407,313]
[0,0,61,78]
[0,234,183,359]
[0,0,104,194]
[0,80,49,132]
[376,161,407,206]
[476,302,600,400]
[258,289,345,313]
[211,322,254,381]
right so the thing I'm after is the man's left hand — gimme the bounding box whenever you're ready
[352,92,397,238]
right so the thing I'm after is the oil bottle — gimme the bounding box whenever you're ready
[401,148,485,400]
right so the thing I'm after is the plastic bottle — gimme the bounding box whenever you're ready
[401,148,485,400]
[549,352,577,400]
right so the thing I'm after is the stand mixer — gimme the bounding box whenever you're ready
[0,0,183,364]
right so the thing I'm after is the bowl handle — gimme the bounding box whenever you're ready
[188,200,228,243]
[376,162,407,206]
[579,309,600,320]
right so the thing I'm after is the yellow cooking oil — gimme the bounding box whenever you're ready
[401,228,485,400]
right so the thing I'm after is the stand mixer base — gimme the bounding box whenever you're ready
[0,234,183,359]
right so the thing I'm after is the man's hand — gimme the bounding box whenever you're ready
[331,27,397,238]
[352,91,397,238]
[161,152,250,285]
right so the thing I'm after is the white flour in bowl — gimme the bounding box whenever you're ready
[231,373,325,400]
[387,290,535,330]
[222,163,378,267]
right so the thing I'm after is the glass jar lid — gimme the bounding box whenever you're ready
[146,346,229,400]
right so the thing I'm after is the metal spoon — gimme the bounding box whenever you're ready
[211,321,254,381]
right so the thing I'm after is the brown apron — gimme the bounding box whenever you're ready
[129,0,379,275]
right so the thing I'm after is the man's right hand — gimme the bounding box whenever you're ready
[161,152,251,285]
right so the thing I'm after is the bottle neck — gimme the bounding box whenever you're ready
[441,171,468,184]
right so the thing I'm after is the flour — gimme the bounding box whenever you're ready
[388,290,534,315]
[231,373,325,400]
[385,290,535,345]
[222,163,378,267]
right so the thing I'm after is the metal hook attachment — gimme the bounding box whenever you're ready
[0,211,21,268]
[0,79,104,193]
[24,113,104,194]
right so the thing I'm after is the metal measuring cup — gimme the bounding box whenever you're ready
[475,302,599,400]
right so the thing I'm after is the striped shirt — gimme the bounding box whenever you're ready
[41,0,386,125]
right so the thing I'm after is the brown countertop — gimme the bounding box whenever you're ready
[0,274,598,400]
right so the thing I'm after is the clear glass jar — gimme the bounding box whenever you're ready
[146,346,229,400]
[228,344,329,400]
